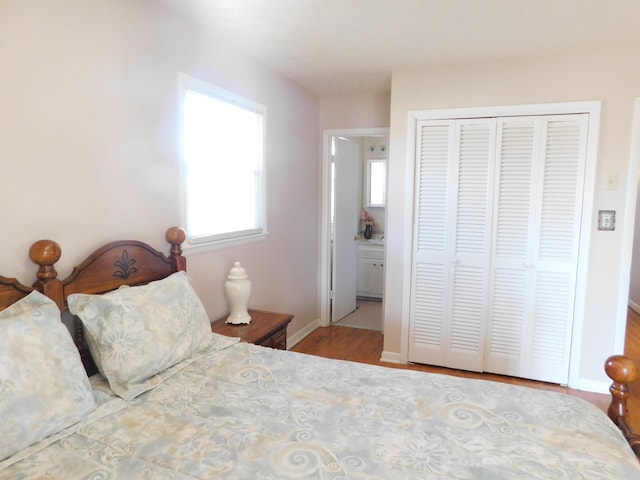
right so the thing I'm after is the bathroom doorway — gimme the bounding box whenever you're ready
[319,127,389,328]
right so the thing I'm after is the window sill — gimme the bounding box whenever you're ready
[182,231,269,255]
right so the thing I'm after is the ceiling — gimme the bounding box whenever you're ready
[159,0,640,96]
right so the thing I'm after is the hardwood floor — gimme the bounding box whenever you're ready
[292,309,640,432]
[625,307,640,431]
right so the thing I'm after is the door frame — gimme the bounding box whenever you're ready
[619,98,640,349]
[319,127,390,327]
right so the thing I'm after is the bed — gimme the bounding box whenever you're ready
[1,227,639,479]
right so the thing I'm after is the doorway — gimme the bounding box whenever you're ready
[623,98,640,350]
[319,128,390,328]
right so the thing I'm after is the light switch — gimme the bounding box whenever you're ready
[604,174,618,190]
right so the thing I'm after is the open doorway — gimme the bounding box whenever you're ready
[622,98,640,352]
[319,128,389,329]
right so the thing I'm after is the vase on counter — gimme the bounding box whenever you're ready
[364,223,373,239]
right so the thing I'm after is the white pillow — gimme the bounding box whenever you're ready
[0,291,95,461]
[68,271,213,400]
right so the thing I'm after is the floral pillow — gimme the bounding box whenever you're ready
[0,291,95,461]
[68,271,213,400]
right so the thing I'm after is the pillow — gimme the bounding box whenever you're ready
[68,271,213,400]
[0,291,95,461]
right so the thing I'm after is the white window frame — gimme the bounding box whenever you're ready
[178,73,267,250]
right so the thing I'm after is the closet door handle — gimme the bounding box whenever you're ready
[523,262,533,268]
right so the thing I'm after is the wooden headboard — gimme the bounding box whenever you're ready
[28,226,187,375]
[0,275,34,312]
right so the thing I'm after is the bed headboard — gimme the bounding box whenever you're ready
[28,226,187,375]
[0,275,34,312]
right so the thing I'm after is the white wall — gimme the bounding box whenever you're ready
[385,47,640,387]
[0,0,320,338]
[318,94,391,237]
[319,93,391,130]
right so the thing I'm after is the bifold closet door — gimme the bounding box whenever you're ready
[484,115,588,384]
[409,114,588,384]
[408,119,495,372]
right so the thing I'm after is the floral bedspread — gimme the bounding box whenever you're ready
[2,335,639,479]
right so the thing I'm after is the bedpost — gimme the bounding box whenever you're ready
[166,227,187,272]
[605,355,640,457]
[29,239,64,310]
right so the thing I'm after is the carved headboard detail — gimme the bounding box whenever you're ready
[28,227,187,375]
[0,275,34,312]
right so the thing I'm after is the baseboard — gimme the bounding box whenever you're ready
[629,299,640,314]
[287,319,319,349]
[380,350,403,364]
[573,378,610,395]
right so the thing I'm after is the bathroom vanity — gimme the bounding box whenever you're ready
[356,238,384,299]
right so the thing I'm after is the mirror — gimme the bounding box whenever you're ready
[365,158,386,208]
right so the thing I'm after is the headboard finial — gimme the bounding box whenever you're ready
[29,240,61,281]
[29,239,64,310]
[166,226,186,250]
[605,355,640,457]
[165,227,187,271]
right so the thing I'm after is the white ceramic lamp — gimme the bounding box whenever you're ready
[224,261,252,324]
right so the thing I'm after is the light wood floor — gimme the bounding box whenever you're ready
[293,308,640,432]
[625,307,640,431]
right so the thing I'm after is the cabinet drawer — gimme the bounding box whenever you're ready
[212,309,292,350]
[357,244,384,260]
[260,328,287,350]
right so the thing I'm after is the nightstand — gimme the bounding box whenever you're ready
[211,309,293,350]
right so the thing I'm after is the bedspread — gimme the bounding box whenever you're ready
[2,335,639,479]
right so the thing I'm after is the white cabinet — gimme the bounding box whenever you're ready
[357,244,384,298]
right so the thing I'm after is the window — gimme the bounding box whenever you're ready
[365,159,386,207]
[178,73,266,247]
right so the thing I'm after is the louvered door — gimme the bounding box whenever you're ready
[409,114,588,383]
[483,118,538,377]
[485,115,588,383]
[408,119,495,371]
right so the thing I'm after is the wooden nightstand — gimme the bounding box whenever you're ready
[211,309,293,350]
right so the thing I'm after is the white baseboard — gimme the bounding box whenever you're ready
[287,319,319,349]
[629,299,640,314]
[380,350,403,364]
[573,378,611,395]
